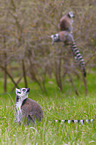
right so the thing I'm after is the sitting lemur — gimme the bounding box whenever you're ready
[14,88,43,125]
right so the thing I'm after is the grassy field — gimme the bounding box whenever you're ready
[0,71,96,145]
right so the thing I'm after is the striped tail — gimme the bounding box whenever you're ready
[71,41,86,77]
[49,119,95,125]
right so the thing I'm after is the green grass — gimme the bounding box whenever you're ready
[0,71,96,144]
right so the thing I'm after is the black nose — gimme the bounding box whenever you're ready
[27,88,30,93]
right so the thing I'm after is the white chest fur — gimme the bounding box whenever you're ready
[16,100,22,113]
[15,99,23,122]
[16,95,28,113]
[15,96,28,123]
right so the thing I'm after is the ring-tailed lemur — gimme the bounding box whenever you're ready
[51,31,86,77]
[58,11,74,33]
[14,88,95,125]
[14,88,43,125]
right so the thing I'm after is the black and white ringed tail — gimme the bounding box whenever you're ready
[49,119,95,125]
[71,41,86,77]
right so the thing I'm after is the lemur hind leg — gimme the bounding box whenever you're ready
[27,115,36,125]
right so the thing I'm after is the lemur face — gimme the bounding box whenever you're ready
[51,34,59,44]
[68,11,74,18]
[16,88,30,98]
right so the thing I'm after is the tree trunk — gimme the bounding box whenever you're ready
[55,59,62,91]
[0,65,20,88]
[22,59,28,88]
[3,53,7,92]
[82,72,88,96]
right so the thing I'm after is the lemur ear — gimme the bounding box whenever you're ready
[16,88,20,94]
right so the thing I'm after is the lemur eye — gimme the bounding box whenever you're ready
[22,89,26,92]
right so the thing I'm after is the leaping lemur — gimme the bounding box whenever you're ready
[14,88,43,125]
[58,11,74,33]
[51,31,86,77]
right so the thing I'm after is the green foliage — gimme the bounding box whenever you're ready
[0,71,96,144]
[0,94,96,144]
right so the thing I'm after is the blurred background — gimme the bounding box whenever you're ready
[0,0,96,94]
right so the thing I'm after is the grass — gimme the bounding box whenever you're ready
[0,70,96,144]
